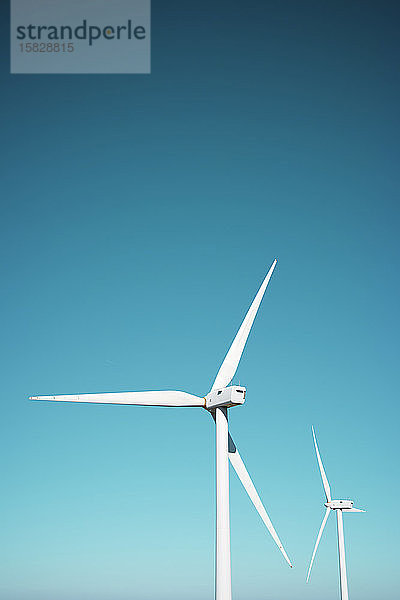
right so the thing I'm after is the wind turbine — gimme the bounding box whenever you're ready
[307,426,365,600]
[30,259,293,600]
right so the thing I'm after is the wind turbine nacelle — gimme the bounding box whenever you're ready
[205,386,246,410]
[325,500,353,510]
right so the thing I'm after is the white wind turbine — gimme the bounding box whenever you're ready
[30,259,293,600]
[307,426,365,600]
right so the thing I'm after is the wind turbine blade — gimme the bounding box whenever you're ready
[306,507,331,582]
[29,391,205,407]
[211,260,277,391]
[312,426,332,502]
[228,433,293,567]
[342,508,365,513]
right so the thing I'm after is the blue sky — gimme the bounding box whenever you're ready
[1,2,399,599]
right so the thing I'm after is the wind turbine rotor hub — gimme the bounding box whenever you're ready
[325,500,354,510]
[205,386,246,410]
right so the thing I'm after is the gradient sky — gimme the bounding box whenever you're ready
[1,2,399,599]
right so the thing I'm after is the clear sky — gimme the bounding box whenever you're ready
[1,2,399,599]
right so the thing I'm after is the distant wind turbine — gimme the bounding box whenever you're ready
[307,426,365,600]
[30,259,292,600]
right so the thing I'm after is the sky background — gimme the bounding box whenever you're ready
[1,1,399,599]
